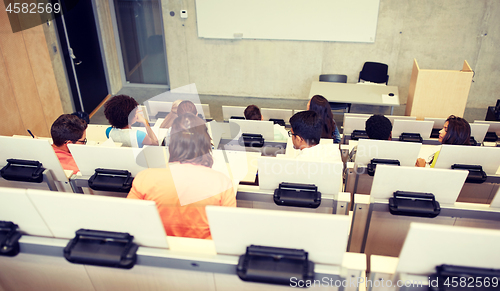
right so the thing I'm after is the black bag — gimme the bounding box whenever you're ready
[366,158,400,176]
[389,191,440,218]
[88,169,134,193]
[398,132,423,143]
[451,164,487,184]
[0,159,45,183]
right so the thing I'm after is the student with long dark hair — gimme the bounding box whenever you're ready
[128,113,236,239]
[308,95,341,143]
[416,115,471,167]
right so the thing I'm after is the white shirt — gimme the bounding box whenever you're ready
[295,143,342,161]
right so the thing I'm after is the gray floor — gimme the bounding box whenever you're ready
[90,86,489,133]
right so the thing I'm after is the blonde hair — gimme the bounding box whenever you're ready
[160,99,184,129]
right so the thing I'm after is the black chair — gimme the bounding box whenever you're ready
[358,62,389,84]
[319,74,351,113]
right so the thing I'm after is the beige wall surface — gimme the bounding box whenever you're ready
[161,0,499,109]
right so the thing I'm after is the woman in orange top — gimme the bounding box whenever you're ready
[127,113,236,239]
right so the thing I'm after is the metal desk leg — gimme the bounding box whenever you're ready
[42,170,58,191]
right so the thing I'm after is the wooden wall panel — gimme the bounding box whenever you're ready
[0,48,24,136]
[23,25,63,128]
[0,0,63,137]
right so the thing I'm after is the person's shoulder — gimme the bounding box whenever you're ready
[136,168,171,180]
[192,164,232,183]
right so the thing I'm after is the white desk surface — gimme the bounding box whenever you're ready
[0,136,68,181]
[371,165,468,205]
[207,206,350,266]
[397,223,500,275]
[309,81,400,106]
[26,189,168,248]
[0,187,53,237]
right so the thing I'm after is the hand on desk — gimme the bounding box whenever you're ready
[415,158,426,167]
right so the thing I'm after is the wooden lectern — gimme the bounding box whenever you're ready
[405,59,473,119]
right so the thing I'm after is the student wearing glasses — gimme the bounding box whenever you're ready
[288,110,341,160]
[416,115,471,167]
[50,114,88,174]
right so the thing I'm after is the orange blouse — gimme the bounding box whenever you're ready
[127,164,236,239]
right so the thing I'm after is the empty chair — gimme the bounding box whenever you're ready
[358,62,389,84]
[319,74,351,113]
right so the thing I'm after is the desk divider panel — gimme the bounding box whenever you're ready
[474,120,500,135]
[354,139,421,167]
[86,124,110,143]
[144,100,173,119]
[26,189,168,248]
[206,206,350,266]
[258,157,343,195]
[385,115,416,124]
[391,119,434,139]
[433,144,500,175]
[469,123,490,143]
[222,105,246,120]
[371,165,467,205]
[141,146,169,169]
[229,119,274,141]
[424,117,446,129]
[491,189,500,208]
[397,223,500,274]
[343,116,370,136]
[261,108,293,123]
[0,187,53,237]
[69,144,149,176]
[0,136,68,182]
[224,150,259,183]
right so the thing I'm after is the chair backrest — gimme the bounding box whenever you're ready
[359,62,389,84]
[319,74,348,83]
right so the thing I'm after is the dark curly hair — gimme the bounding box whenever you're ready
[104,95,138,128]
[365,114,392,140]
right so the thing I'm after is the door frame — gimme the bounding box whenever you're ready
[108,0,170,89]
[54,0,111,113]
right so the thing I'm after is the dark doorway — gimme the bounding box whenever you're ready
[55,0,109,114]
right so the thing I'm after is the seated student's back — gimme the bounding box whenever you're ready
[104,95,158,147]
[127,113,236,239]
[308,95,341,143]
[51,114,88,174]
[244,104,287,141]
[244,105,262,121]
[348,114,392,162]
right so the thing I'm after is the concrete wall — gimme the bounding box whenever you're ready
[95,0,122,95]
[161,0,500,109]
